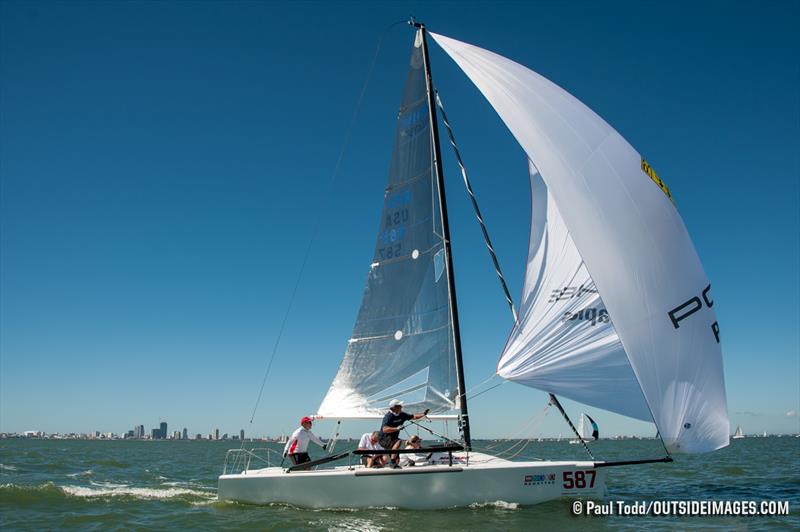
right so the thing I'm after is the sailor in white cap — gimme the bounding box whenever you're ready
[378,399,429,468]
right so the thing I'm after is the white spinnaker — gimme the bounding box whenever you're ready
[432,32,728,453]
[498,162,651,422]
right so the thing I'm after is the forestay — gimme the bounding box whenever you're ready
[317,33,458,418]
[431,32,728,453]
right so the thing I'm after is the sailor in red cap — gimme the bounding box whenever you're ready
[283,416,327,465]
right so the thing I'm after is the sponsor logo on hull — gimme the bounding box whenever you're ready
[524,473,556,486]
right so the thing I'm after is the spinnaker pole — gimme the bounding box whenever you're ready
[413,20,471,450]
[549,393,595,459]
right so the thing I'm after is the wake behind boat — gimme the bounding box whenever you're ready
[218,20,728,509]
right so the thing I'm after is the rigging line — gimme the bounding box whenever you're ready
[463,372,500,397]
[502,437,536,461]
[435,90,518,324]
[246,20,408,427]
[452,367,502,406]
[487,417,541,457]
[327,420,342,454]
[406,418,462,446]
[451,370,503,411]
[483,403,549,452]
[468,379,507,401]
[495,407,549,460]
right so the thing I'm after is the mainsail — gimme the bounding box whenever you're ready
[317,32,458,418]
[431,32,729,453]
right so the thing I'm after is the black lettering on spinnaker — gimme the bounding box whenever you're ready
[702,284,713,307]
[668,286,719,342]
[668,297,702,329]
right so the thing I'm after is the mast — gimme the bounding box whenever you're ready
[413,21,471,450]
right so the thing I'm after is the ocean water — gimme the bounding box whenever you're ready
[1,437,798,530]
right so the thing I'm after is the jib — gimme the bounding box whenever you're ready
[668,284,720,343]
[563,308,609,326]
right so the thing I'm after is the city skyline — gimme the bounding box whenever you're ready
[1,420,251,441]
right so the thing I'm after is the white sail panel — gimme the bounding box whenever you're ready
[432,32,728,453]
[317,32,458,419]
[498,162,651,421]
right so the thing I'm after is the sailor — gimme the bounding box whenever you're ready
[379,399,429,468]
[357,431,385,468]
[283,416,326,465]
[399,435,425,467]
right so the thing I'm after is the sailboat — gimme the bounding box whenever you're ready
[218,21,729,509]
[569,416,585,445]
[733,425,744,439]
[569,414,598,445]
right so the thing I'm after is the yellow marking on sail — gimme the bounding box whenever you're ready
[641,158,674,203]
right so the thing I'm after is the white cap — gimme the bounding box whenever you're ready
[388,399,404,408]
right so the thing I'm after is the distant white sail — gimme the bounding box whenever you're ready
[569,415,586,444]
[432,32,729,453]
[733,425,744,439]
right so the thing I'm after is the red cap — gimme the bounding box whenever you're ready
[301,416,313,425]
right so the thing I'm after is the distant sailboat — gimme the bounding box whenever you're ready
[569,414,599,444]
[733,425,744,439]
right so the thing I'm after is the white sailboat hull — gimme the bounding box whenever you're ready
[218,453,606,509]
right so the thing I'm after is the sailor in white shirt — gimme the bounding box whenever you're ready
[357,431,386,468]
[399,435,427,467]
[283,416,326,465]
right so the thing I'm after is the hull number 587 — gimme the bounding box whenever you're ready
[563,470,596,489]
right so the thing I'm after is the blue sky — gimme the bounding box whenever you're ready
[1,1,798,440]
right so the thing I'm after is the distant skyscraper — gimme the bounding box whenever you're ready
[160,422,168,440]
[240,429,245,441]
[214,428,220,440]
[182,427,188,440]
[151,428,160,439]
